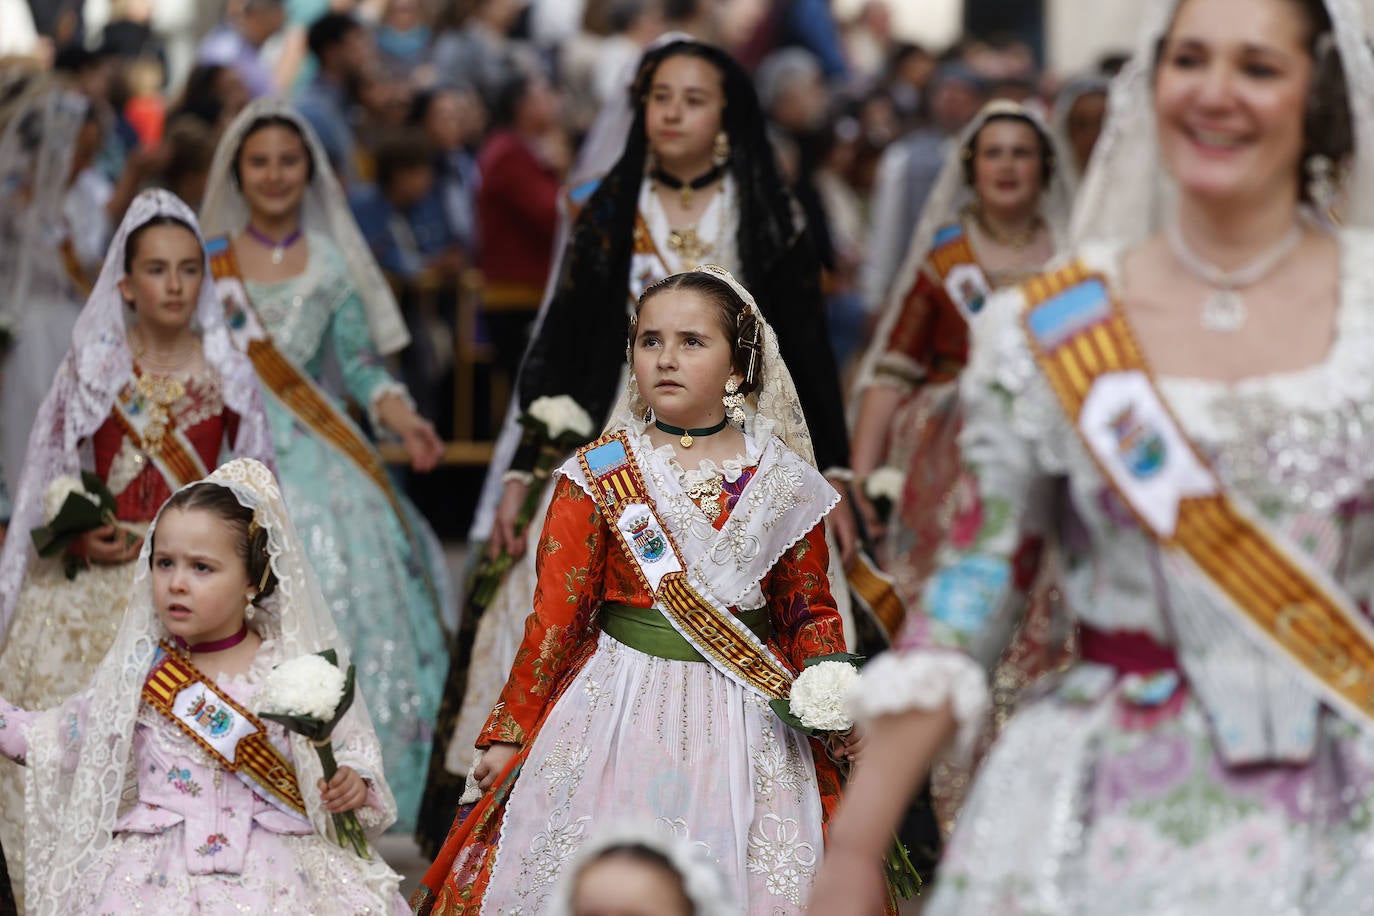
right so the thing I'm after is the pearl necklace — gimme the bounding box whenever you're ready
[1165,221,1304,332]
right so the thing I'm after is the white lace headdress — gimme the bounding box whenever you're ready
[609,263,819,468]
[853,99,1077,393]
[0,188,274,636]
[198,96,410,355]
[0,81,84,332]
[20,458,401,914]
[546,820,738,916]
[1070,0,1374,246]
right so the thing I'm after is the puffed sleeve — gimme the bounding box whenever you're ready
[867,263,968,394]
[476,473,608,747]
[764,523,847,670]
[847,287,1047,758]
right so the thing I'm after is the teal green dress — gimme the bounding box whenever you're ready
[245,233,450,830]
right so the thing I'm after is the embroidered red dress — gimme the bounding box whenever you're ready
[415,433,852,915]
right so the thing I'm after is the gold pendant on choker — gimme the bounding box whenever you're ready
[680,433,694,448]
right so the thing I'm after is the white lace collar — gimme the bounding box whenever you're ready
[627,416,766,486]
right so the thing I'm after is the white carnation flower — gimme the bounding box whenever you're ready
[257,654,347,721]
[43,476,100,525]
[863,467,905,503]
[527,395,595,440]
[788,660,860,732]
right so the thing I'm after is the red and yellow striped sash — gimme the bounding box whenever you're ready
[1022,262,1374,722]
[143,645,307,816]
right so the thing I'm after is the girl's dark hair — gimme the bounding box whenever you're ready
[581,843,693,913]
[1156,0,1352,203]
[961,112,1056,187]
[123,214,202,274]
[230,114,317,186]
[153,482,279,605]
[636,271,762,396]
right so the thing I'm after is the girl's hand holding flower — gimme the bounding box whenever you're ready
[319,766,368,813]
[77,525,144,564]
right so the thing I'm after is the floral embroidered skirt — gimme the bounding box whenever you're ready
[929,676,1374,914]
[61,823,410,914]
[481,631,826,914]
[0,556,134,906]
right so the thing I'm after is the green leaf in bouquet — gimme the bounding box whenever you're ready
[80,471,118,514]
[31,495,107,557]
[260,711,330,743]
[768,697,812,735]
[801,651,866,669]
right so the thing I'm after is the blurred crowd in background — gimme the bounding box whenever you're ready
[0,0,1124,529]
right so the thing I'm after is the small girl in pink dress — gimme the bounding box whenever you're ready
[0,459,410,915]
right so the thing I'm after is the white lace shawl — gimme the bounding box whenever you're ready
[21,459,402,914]
[0,189,274,637]
[198,96,410,356]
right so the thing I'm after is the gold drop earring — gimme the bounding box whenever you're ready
[723,377,745,425]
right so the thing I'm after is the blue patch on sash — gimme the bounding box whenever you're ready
[204,236,230,257]
[923,554,1011,635]
[932,223,965,248]
[584,438,630,478]
[1026,278,1111,350]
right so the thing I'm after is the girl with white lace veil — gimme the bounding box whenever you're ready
[414,266,874,915]
[849,99,1073,605]
[0,83,106,497]
[0,457,410,914]
[814,0,1374,913]
[0,188,274,903]
[198,97,455,830]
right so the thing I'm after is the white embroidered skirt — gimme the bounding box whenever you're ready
[482,630,825,914]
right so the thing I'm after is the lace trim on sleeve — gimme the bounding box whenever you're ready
[846,649,990,761]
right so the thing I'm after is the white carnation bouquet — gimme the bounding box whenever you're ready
[771,653,922,903]
[471,395,595,608]
[31,472,141,578]
[257,650,369,858]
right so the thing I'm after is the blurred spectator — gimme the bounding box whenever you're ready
[121,56,166,148]
[374,0,436,78]
[0,0,43,59]
[350,129,447,279]
[431,0,526,108]
[169,63,251,136]
[197,0,288,98]
[410,86,484,252]
[295,11,372,185]
[475,64,566,376]
[885,42,935,124]
[738,0,849,82]
[351,128,466,423]
[157,115,218,208]
[843,1,896,87]
[53,44,136,181]
[591,1,664,105]
[98,0,165,66]
[1053,74,1109,180]
[811,115,869,372]
[756,47,828,136]
[862,61,984,313]
[25,0,84,49]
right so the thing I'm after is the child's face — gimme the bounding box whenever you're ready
[119,224,204,335]
[151,508,253,645]
[571,856,693,916]
[632,289,740,430]
[236,125,310,224]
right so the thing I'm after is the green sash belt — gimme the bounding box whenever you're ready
[600,603,771,662]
